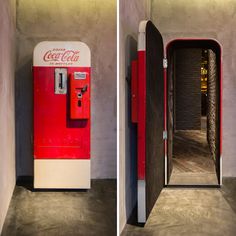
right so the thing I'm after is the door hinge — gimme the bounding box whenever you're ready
[163,130,167,140]
[163,58,168,69]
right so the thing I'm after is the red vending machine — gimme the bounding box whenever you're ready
[33,41,91,189]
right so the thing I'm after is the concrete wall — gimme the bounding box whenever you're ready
[151,0,236,177]
[119,0,151,232]
[0,0,16,232]
[16,0,116,178]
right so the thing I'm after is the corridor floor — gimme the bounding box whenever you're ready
[122,178,236,236]
[1,179,116,236]
[169,117,218,185]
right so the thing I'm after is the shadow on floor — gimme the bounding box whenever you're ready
[2,179,116,236]
[220,177,236,214]
[126,204,144,228]
[16,176,88,192]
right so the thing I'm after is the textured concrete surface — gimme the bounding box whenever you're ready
[15,0,117,178]
[119,0,151,232]
[0,0,16,233]
[122,178,236,236]
[151,0,236,177]
[1,180,116,236]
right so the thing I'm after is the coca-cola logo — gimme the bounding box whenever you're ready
[43,48,80,62]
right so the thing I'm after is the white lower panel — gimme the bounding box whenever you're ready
[34,159,90,189]
[165,154,167,185]
[138,180,146,223]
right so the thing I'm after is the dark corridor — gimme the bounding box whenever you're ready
[166,40,221,185]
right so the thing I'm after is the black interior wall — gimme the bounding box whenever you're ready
[174,48,202,130]
[167,51,174,181]
[125,36,138,217]
[145,21,164,218]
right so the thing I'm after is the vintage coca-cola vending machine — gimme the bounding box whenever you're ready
[33,41,91,189]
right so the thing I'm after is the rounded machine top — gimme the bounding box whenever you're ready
[33,41,91,67]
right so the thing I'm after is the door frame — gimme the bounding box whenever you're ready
[164,39,223,186]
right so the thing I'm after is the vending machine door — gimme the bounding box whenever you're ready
[134,21,165,223]
[70,72,90,120]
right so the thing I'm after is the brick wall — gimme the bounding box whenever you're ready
[174,48,202,130]
[207,49,219,162]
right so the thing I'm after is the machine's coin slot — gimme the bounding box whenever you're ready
[59,73,63,89]
[78,100,82,107]
[55,68,67,94]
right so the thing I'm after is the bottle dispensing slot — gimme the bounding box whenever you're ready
[55,68,67,94]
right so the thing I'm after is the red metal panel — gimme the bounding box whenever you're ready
[70,72,90,119]
[131,60,138,123]
[219,46,222,157]
[33,66,90,159]
[164,67,167,172]
[137,51,146,180]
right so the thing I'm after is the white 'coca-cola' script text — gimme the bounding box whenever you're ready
[43,49,80,62]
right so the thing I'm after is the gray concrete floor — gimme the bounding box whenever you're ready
[122,178,236,236]
[1,179,116,236]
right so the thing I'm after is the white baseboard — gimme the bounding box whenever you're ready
[138,180,146,223]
